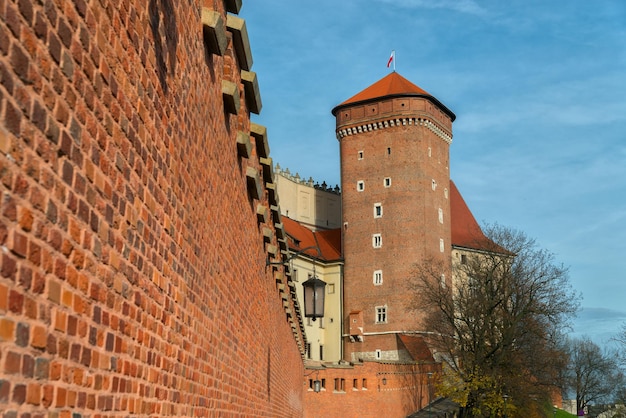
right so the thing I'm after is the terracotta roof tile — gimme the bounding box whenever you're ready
[332,72,456,121]
[450,180,495,252]
[398,334,434,362]
[339,72,432,106]
[282,217,342,262]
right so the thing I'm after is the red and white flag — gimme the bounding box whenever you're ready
[387,50,395,69]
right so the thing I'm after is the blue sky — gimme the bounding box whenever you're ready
[243,1,626,347]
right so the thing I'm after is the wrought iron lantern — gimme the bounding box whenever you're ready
[302,275,326,321]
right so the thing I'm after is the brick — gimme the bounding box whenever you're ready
[31,325,47,348]
[5,351,21,374]
[13,383,26,403]
[0,317,15,341]
[7,229,28,258]
[22,353,34,377]
[26,382,40,405]
[17,0,34,23]
[0,380,10,402]
[15,322,29,347]
[8,289,23,313]
[10,43,30,84]
[4,98,22,136]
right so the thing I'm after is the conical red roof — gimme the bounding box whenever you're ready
[340,72,432,105]
[332,72,455,121]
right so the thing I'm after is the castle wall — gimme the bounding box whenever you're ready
[0,1,304,416]
[304,361,439,418]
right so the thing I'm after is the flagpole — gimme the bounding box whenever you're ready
[393,50,396,71]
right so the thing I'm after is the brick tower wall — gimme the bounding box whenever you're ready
[0,0,304,416]
[336,96,453,361]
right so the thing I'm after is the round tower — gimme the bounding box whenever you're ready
[332,72,456,362]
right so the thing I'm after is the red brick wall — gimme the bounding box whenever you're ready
[0,0,304,416]
[337,96,453,361]
[304,361,439,418]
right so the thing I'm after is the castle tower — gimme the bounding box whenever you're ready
[332,72,456,362]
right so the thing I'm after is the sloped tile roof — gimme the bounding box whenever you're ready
[332,72,456,121]
[282,217,342,262]
[450,180,495,252]
[398,334,434,362]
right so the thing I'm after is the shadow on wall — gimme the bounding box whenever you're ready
[149,0,178,95]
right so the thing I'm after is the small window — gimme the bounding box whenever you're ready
[373,270,383,286]
[432,179,437,190]
[353,379,359,390]
[384,177,391,188]
[440,238,445,253]
[358,151,364,160]
[327,283,335,294]
[460,254,467,264]
[372,234,382,248]
[387,147,391,155]
[444,188,449,199]
[357,181,365,191]
[375,306,387,323]
[334,378,345,392]
[375,349,382,359]
[374,203,383,218]
[428,147,432,157]
[321,379,326,389]
[306,343,312,359]
[362,378,367,389]
[319,345,324,360]
[438,208,443,224]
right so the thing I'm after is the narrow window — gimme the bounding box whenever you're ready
[461,254,467,264]
[374,203,383,218]
[334,378,345,392]
[432,179,437,190]
[321,379,326,389]
[428,147,432,157]
[357,180,365,191]
[353,378,359,390]
[444,188,449,199]
[358,151,364,160]
[306,343,312,359]
[372,234,382,248]
[319,345,324,360]
[373,270,383,286]
[375,306,387,323]
[387,147,391,155]
[384,177,391,188]
[362,379,367,389]
[375,349,382,359]
[438,208,443,224]
[440,238,445,253]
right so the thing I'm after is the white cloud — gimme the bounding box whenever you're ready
[375,0,489,16]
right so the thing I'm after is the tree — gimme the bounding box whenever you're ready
[409,224,579,418]
[565,336,624,414]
